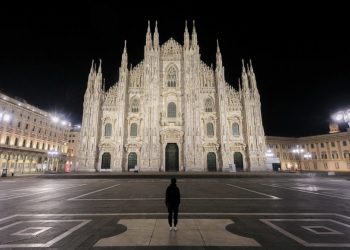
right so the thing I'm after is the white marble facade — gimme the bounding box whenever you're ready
[78,21,267,172]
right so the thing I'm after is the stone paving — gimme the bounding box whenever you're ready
[0,175,350,249]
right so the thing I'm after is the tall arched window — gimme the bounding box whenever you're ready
[232,123,240,136]
[22,139,26,147]
[14,138,18,146]
[105,123,112,137]
[130,123,137,137]
[5,136,10,145]
[167,67,177,87]
[207,123,214,137]
[131,99,139,113]
[167,102,176,118]
[205,98,214,112]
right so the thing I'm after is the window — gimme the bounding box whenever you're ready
[321,152,327,159]
[14,138,18,146]
[22,139,26,147]
[332,151,338,159]
[167,102,176,118]
[17,122,21,128]
[25,124,29,130]
[131,99,139,113]
[5,136,10,145]
[311,144,314,149]
[320,143,324,148]
[105,123,112,137]
[232,123,240,136]
[331,142,335,147]
[72,140,74,143]
[343,141,348,146]
[30,141,33,148]
[205,98,214,112]
[130,123,137,137]
[32,126,35,132]
[167,67,177,87]
[207,123,214,137]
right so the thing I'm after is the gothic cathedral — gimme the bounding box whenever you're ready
[78,21,267,172]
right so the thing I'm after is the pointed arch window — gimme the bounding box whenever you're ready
[167,102,176,118]
[207,123,214,137]
[131,99,139,113]
[130,123,137,137]
[167,67,177,87]
[205,98,214,112]
[232,123,240,137]
[105,123,112,137]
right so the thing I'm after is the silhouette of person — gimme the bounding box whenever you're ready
[165,177,181,231]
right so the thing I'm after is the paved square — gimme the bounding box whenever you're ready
[0,176,350,248]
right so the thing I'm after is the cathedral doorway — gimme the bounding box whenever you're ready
[207,152,217,172]
[128,152,137,171]
[234,152,244,171]
[165,143,179,172]
[101,152,111,169]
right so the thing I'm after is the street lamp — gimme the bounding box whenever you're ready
[332,109,350,127]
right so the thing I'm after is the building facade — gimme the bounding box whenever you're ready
[266,130,350,172]
[67,126,81,171]
[0,91,71,173]
[79,21,267,172]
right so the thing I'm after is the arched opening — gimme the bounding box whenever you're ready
[167,102,176,118]
[105,123,112,137]
[165,143,179,172]
[101,152,111,169]
[232,123,240,136]
[167,66,177,87]
[128,152,137,171]
[130,123,137,137]
[234,152,244,171]
[131,99,139,113]
[205,98,214,112]
[207,123,214,137]
[207,152,217,172]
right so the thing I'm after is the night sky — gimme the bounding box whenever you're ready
[1,2,349,137]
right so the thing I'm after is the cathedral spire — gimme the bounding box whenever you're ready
[89,59,95,76]
[184,20,190,49]
[153,20,159,49]
[242,59,246,74]
[98,59,102,74]
[191,20,198,49]
[216,39,223,69]
[121,40,128,68]
[249,59,254,73]
[145,20,152,50]
[241,59,249,91]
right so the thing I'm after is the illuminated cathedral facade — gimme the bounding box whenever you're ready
[78,21,267,172]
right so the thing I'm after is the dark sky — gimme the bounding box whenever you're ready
[1,2,349,137]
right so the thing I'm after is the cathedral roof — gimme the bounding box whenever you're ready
[161,38,183,58]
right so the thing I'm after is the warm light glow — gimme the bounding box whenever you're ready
[48,150,59,156]
[304,153,312,159]
[51,116,59,123]
[61,120,67,125]
[3,113,11,122]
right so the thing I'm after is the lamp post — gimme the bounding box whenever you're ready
[333,109,350,127]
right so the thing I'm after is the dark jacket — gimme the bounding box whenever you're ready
[165,184,180,207]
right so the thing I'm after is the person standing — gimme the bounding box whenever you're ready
[165,177,181,231]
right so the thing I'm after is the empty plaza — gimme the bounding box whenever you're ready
[0,174,350,249]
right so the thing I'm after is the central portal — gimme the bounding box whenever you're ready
[165,143,179,172]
